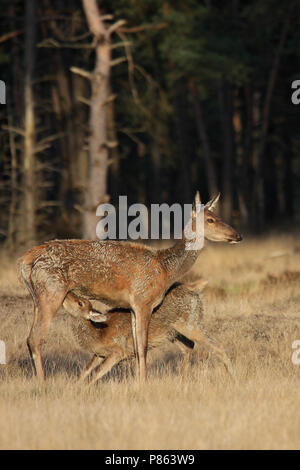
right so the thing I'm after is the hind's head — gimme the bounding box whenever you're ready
[63,293,107,323]
[193,192,243,244]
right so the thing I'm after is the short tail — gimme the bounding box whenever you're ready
[17,257,39,308]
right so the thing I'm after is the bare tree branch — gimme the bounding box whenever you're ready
[110,57,126,67]
[70,66,93,80]
[0,29,23,44]
[119,23,168,33]
[2,125,25,137]
[107,19,127,35]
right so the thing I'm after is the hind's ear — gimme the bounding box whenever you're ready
[195,191,201,205]
[205,192,220,211]
[192,191,202,217]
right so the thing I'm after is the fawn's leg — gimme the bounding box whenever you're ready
[77,355,104,383]
[174,340,193,376]
[175,325,234,378]
[88,353,123,386]
[27,289,67,381]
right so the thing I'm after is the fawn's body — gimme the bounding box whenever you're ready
[64,279,233,384]
[19,193,242,381]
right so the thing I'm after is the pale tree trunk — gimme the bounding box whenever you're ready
[82,0,111,239]
[23,0,37,245]
[107,85,120,200]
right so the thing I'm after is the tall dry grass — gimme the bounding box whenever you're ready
[0,233,300,449]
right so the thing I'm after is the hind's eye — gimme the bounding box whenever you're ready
[78,301,83,307]
[207,218,214,224]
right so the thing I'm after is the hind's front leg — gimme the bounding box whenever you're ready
[132,305,153,382]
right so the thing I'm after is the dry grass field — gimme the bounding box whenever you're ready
[0,233,300,450]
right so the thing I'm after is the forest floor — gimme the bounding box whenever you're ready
[0,233,300,449]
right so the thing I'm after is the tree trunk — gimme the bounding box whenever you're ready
[189,78,218,199]
[82,0,111,239]
[10,4,23,120]
[149,99,164,204]
[251,91,262,229]
[107,87,120,201]
[233,88,249,227]
[7,4,22,247]
[150,133,162,204]
[51,50,80,230]
[252,6,292,231]
[23,0,37,245]
[173,82,191,205]
[283,148,294,219]
[219,79,234,222]
[242,85,253,228]
[72,72,89,225]
[7,112,18,249]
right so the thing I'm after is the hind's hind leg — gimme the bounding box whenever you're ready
[27,304,39,376]
[27,289,67,381]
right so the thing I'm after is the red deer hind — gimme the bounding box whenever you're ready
[18,192,242,382]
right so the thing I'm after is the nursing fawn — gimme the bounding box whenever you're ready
[63,277,233,384]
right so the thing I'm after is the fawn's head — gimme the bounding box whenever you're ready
[193,192,242,243]
[63,293,107,323]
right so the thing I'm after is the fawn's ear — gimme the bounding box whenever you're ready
[204,192,220,211]
[88,309,107,323]
[185,278,208,292]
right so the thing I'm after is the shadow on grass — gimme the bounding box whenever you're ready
[15,352,87,380]
[13,349,185,383]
